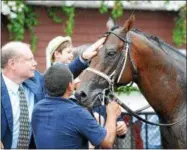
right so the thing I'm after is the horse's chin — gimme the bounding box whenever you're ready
[79,97,94,109]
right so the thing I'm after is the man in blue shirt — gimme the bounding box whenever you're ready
[32,64,122,149]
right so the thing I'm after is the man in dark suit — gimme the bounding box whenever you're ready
[1,39,104,149]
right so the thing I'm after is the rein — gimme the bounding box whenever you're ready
[108,90,186,126]
[85,30,186,126]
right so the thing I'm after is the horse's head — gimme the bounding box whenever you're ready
[76,15,136,108]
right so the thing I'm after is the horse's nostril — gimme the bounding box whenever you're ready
[80,91,87,98]
[74,91,87,100]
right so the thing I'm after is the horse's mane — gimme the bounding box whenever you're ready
[132,28,186,59]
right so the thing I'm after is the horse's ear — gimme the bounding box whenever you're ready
[123,15,135,32]
[106,17,115,31]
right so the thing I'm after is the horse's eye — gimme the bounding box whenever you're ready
[107,51,116,56]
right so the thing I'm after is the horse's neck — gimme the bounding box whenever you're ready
[133,35,186,121]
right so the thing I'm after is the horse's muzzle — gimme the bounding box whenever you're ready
[74,91,94,108]
[74,91,87,101]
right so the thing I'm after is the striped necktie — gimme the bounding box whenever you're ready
[17,86,30,149]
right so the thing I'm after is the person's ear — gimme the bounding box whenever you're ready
[67,81,74,92]
[54,51,61,60]
[8,58,16,70]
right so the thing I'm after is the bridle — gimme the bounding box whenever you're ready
[85,30,186,126]
[86,30,137,91]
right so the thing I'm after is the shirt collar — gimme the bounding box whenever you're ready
[2,73,20,94]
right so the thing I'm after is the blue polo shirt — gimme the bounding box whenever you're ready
[31,96,106,149]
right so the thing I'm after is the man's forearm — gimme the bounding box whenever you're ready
[100,115,117,148]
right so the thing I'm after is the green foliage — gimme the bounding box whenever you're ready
[99,0,124,20]
[62,6,75,36]
[115,85,140,95]
[7,13,25,40]
[173,5,186,46]
[47,6,75,37]
[30,32,37,53]
[99,0,108,14]
[111,0,124,20]
[24,6,38,52]
[5,1,38,52]
[47,7,63,23]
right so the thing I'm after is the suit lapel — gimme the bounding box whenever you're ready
[1,75,13,132]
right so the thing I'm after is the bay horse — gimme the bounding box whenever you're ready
[76,15,186,149]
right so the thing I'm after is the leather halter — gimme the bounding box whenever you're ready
[85,30,186,126]
[86,31,137,91]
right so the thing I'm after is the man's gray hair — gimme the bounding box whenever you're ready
[1,41,30,69]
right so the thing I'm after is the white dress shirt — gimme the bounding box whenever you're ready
[2,74,34,148]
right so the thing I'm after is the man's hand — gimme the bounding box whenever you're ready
[116,121,128,136]
[82,37,106,60]
[106,101,121,120]
[1,141,4,149]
